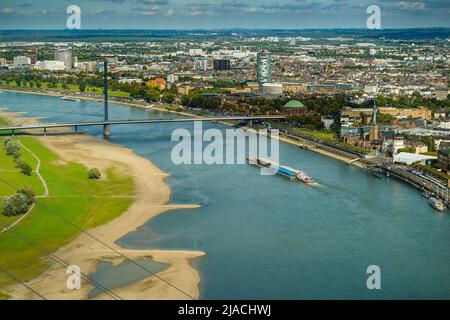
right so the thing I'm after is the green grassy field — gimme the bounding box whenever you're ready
[0,136,135,297]
[3,81,131,98]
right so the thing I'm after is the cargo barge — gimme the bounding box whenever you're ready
[247,157,315,184]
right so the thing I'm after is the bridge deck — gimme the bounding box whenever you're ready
[0,115,286,131]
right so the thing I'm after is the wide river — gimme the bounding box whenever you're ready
[1,92,449,299]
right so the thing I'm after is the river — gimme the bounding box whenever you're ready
[1,91,449,299]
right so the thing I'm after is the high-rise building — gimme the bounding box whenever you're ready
[213,59,231,71]
[257,50,272,83]
[194,59,208,71]
[55,48,72,68]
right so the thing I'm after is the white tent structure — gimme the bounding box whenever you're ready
[393,152,437,165]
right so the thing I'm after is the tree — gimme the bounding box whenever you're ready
[5,140,20,158]
[397,147,416,154]
[2,193,30,216]
[88,168,101,180]
[15,158,32,176]
[19,162,32,176]
[79,83,86,92]
[17,186,35,205]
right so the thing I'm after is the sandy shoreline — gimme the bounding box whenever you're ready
[1,110,204,300]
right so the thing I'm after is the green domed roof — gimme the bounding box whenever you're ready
[284,100,305,108]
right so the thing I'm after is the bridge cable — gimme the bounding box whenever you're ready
[0,221,123,300]
[0,266,47,300]
[0,176,196,300]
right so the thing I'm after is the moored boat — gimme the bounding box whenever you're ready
[428,197,445,212]
[61,96,80,102]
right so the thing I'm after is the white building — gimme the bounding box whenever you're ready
[74,61,97,73]
[194,59,208,71]
[55,49,72,68]
[391,136,406,155]
[189,49,204,56]
[364,85,378,95]
[14,56,31,66]
[35,60,65,71]
[117,78,142,84]
[167,74,178,84]
[261,83,283,96]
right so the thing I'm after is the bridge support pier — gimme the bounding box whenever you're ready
[103,124,111,139]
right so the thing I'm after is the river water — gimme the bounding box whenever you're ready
[1,91,449,299]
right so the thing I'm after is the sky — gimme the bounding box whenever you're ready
[0,0,449,29]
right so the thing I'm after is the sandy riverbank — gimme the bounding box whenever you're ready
[1,111,204,300]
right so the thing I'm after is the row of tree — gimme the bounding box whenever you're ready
[5,139,32,175]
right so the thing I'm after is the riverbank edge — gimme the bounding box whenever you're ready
[0,87,364,168]
[0,110,205,300]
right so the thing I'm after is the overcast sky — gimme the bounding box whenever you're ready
[0,0,449,29]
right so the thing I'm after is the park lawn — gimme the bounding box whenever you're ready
[0,136,135,293]
[294,128,335,141]
[5,81,131,98]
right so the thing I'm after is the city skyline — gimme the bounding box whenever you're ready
[0,0,449,29]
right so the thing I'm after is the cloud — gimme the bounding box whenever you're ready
[0,8,15,15]
[221,1,249,8]
[186,2,212,8]
[16,3,32,8]
[397,1,425,10]
[164,8,174,16]
[245,2,322,14]
[138,0,169,5]
[185,9,214,16]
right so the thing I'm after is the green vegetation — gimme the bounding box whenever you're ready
[2,191,31,216]
[420,151,438,156]
[414,163,450,181]
[288,127,369,155]
[0,137,135,294]
[0,292,10,300]
[88,168,101,180]
[4,139,33,176]
[398,147,417,154]
[294,128,334,141]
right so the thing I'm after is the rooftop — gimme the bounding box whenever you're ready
[284,100,305,108]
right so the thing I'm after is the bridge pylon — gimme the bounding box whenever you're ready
[103,124,111,138]
[103,60,111,139]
